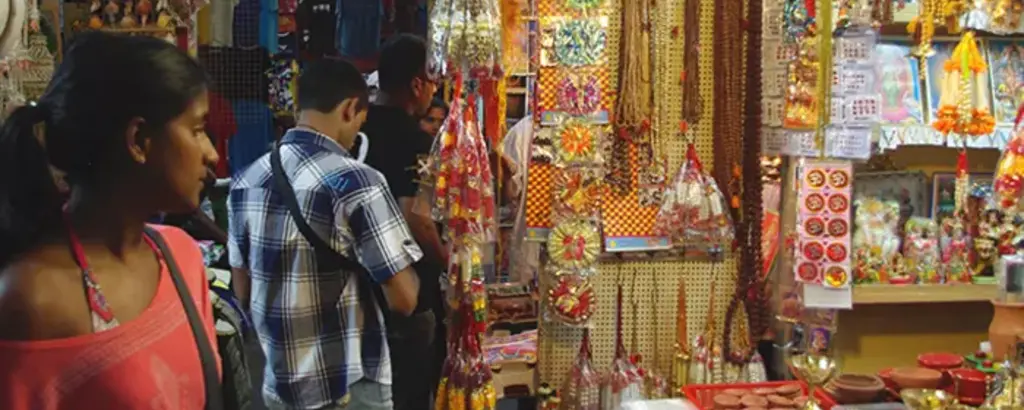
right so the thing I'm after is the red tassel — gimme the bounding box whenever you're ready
[957,149,968,177]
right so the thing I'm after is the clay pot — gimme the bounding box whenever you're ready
[890,367,943,390]
[877,368,898,391]
[990,300,1024,360]
[917,352,964,371]
[829,373,885,404]
[948,368,988,406]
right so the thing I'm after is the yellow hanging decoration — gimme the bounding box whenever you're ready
[931,31,996,137]
[907,0,938,57]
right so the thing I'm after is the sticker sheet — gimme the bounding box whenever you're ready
[795,160,853,289]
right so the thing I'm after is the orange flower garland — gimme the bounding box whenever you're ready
[932,32,996,137]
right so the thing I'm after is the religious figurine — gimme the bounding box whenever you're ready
[136,0,152,26]
[974,234,999,277]
[90,0,102,13]
[120,0,136,27]
[103,0,120,25]
[852,198,902,283]
[941,217,974,283]
[904,217,941,283]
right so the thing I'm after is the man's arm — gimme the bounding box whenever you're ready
[399,196,448,268]
[226,190,251,312]
[340,179,423,316]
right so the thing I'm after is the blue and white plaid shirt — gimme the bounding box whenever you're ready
[228,128,423,409]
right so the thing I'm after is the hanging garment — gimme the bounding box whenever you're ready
[297,0,335,57]
[227,99,274,175]
[336,0,382,58]
[208,91,237,177]
[210,0,239,46]
[259,0,278,52]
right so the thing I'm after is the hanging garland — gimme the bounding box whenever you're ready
[723,0,767,366]
[681,0,703,130]
[609,0,653,194]
[713,0,745,222]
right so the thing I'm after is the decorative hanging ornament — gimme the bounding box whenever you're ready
[567,0,603,10]
[547,219,601,269]
[556,73,602,116]
[553,19,608,67]
[931,31,996,137]
[547,273,597,325]
[554,119,601,165]
[553,168,604,219]
[994,104,1024,216]
[426,0,504,79]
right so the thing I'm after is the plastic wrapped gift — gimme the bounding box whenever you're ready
[426,0,503,79]
[654,143,734,255]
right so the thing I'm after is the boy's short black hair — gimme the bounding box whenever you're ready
[429,98,449,114]
[377,34,428,93]
[297,58,369,113]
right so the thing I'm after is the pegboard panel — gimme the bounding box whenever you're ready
[536,0,743,388]
[526,162,554,230]
[600,144,660,238]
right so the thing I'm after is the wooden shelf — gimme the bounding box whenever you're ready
[853,284,997,304]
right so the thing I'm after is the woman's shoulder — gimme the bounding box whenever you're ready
[145,224,208,292]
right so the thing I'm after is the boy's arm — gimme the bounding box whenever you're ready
[338,178,423,316]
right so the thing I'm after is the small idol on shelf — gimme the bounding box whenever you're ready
[940,217,974,283]
[136,0,152,25]
[852,198,902,284]
[997,212,1023,255]
[973,230,999,278]
[155,0,173,28]
[120,1,136,27]
[104,0,120,25]
[903,217,941,283]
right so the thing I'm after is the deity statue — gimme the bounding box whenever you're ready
[904,217,941,283]
[941,217,974,283]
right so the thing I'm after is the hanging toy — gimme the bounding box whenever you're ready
[931,31,996,137]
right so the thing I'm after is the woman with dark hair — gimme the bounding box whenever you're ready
[0,32,222,409]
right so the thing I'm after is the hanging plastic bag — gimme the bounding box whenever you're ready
[560,330,601,410]
[995,104,1024,216]
[654,143,735,255]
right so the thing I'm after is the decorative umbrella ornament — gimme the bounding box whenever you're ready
[931,31,995,137]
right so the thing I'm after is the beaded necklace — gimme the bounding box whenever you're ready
[609,0,653,194]
[681,0,702,130]
[712,0,744,222]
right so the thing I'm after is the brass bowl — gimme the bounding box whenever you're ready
[900,388,956,410]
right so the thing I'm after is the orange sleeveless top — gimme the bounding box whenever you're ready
[0,225,220,410]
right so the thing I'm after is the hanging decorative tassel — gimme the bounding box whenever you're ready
[955,149,970,216]
[672,278,691,392]
[932,31,995,137]
[602,281,644,409]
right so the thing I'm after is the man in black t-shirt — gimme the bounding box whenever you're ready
[360,34,445,410]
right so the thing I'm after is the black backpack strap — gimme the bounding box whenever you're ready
[143,226,224,410]
[269,140,382,328]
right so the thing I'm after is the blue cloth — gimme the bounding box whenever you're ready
[227,128,423,408]
[259,0,278,52]
[227,99,274,176]
[336,0,382,58]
